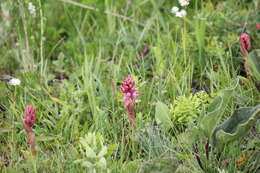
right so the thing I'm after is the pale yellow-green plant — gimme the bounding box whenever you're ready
[170,91,214,126]
[74,132,113,173]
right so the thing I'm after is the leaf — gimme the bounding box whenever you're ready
[81,160,94,168]
[182,126,205,146]
[248,49,260,82]
[107,143,117,156]
[199,80,238,137]
[49,96,68,106]
[0,127,12,134]
[212,105,260,148]
[96,157,107,169]
[79,137,89,148]
[85,146,97,158]
[155,101,173,132]
[37,135,60,142]
[74,159,83,164]
[97,146,107,158]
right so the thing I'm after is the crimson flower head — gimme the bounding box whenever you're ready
[120,76,139,125]
[120,76,138,104]
[239,33,251,57]
[256,24,260,30]
[22,104,37,156]
[23,105,36,132]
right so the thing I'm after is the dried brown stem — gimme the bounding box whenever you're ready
[193,143,204,170]
[205,137,210,160]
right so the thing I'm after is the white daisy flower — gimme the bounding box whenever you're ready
[178,0,189,7]
[171,6,179,14]
[28,2,36,17]
[8,78,21,86]
[175,9,187,18]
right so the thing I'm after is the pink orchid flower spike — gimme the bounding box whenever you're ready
[256,24,260,30]
[239,33,251,57]
[120,76,140,126]
[23,104,37,156]
[239,33,252,79]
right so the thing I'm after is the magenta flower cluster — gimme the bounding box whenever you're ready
[120,76,138,105]
[120,76,138,125]
[23,105,36,131]
[239,33,251,57]
[23,104,37,156]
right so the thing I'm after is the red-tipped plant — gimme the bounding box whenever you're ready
[256,24,260,30]
[120,76,139,126]
[239,33,252,78]
[23,105,37,156]
[240,33,251,57]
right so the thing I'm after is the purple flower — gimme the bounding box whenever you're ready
[23,105,36,132]
[120,76,139,125]
[256,24,260,30]
[23,104,37,156]
[239,33,251,57]
[239,33,253,79]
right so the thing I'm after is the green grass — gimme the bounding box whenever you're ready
[0,0,260,172]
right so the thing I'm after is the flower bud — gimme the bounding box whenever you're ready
[239,33,251,56]
[23,105,36,132]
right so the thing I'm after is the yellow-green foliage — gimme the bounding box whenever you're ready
[74,132,109,171]
[170,91,214,126]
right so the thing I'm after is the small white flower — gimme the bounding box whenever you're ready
[171,6,179,14]
[8,78,21,86]
[178,0,189,7]
[175,9,187,18]
[28,2,36,17]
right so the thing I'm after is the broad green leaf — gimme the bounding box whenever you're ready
[212,105,260,148]
[155,101,173,132]
[182,126,205,146]
[248,49,260,81]
[199,80,238,137]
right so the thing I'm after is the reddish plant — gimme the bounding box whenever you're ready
[239,33,251,57]
[256,24,260,30]
[239,33,252,79]
[23,105,36,156]
[120,76,139,126]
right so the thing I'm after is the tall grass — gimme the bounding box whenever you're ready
[0,0,259,172]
